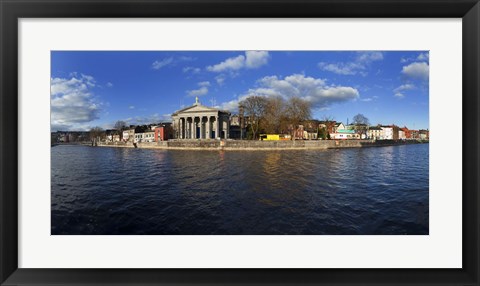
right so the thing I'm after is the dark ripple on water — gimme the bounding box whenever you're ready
[51,144,429,235]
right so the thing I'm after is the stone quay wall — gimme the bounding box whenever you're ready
[98,139,426,150]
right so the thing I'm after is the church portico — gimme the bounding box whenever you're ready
[172,98,231,140]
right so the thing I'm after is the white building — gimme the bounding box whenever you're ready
[143,131,155,142]
[381,126,394,140]
[368,126,384,140]
[172,97,231,139]
[123,129,135,142]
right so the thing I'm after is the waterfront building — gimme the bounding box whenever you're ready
[419,129,429,140]
[134,133,143,142]
[368,126,384,140]
[293,125,305,140]
[304,131,318,140]
[410,130,419,139]
[172,97,231,139]
[330,129,358,139]
[105,130,113,141]
[229,114,247,139]
[143,131,155,142]
[381,125,400,140]
[318,121,337,135]
[123,129,135,142]
[106,129,121,142]
[333,122,346,133]
[154,124,173,141]
[328,122,347,139]
[400,127,412,139]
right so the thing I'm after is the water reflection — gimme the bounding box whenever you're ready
[51,144,429,235]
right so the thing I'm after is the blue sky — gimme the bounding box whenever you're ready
[51,51,429,131]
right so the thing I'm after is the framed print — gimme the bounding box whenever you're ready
[1,0,479,285]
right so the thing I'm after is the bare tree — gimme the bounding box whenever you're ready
[114,120,127,140]
[352,113,370,138]
[262,96,285,134]
[319,115,335,139]
[284,97,312,140]
[239,96,267,140]
[89,127,105,142]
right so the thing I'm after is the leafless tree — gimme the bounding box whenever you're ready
[262,96,285,134]
[320,115,335,139]
[284,97,312,140]
[239,96,268,140]
[89,127,105,141]
[352,113,370,138]
[114,120,127,139]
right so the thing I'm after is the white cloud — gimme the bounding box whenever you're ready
[207,55,245,72]
[392,83,419,99]
[198,81,210,87]
[106,82,113,87]
[318,62,362,75]
[217,99,241,111]
[356,51,384,63]
[400,52,429,64]
[401,62,429,81]
[129,105,135,109]
[187,86,209,97]
[245,51,270,69]
[124,113,172,125]
[186,82,210,97]
[51,74,101,130]
[217,73,359,112]
[394,83,416,93]
[178,56,196,62]
[152,57,174,70]
[183,66,201,74]
[417,52,429,61]
[206,51,270,72]
[215,74,226,85]
[319,51,383,76]
[153,56,196,71]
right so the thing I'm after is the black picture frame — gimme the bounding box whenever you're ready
[1,0,479,285]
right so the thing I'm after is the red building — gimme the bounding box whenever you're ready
[400,127,412,139]
[154,125,173,141]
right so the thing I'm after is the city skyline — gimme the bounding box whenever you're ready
[51,51,429,131]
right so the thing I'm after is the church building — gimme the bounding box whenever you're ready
[171,97,231,139]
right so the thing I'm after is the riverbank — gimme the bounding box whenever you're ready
[97,139,428,150]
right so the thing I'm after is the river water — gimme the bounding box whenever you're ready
[51,144,429,235]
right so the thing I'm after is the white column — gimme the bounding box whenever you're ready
[206,117,211,139]
[224,118,227,139]
[192,116,197,139]
[178,118,181,139]
[215,116,219,139]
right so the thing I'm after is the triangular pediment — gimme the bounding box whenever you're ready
[173,103,220,115]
